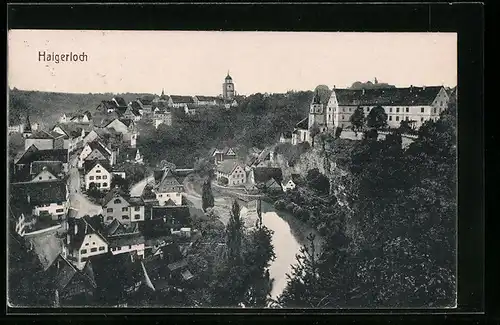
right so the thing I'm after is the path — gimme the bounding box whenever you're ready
[129,174,154,197]
[184,179,233,225]
[67,155,102,218]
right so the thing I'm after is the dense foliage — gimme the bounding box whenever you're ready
[138,91,313,167]
[278,103,457,308]
[201,178,215,212]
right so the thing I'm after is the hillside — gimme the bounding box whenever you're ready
[8,88,155,128]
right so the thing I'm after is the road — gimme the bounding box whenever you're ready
[67,155,103,218]
[184,179,234,225]
[129,174,154,197]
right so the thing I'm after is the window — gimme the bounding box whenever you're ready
[96,170,101,173]
[91,248,97,253]
[99,246,105,251]
[107,216,113,220]
[97,183,101,187]
[433,108,437,114]
[39,177,42,180]
[389,116,392,121]
[103,175,107,179]
[406,107,409,113]
[421,117,424,122]
[89,176,94,180]
[129,245,132,249]
[96,176,102,180]
[421,107,425,113]
[114,199,121,204]
[85,243,89,246]
[81,249,87,254]
[103,182,108,187]
[117,247,122,250]
[56,209,64,213]
[134,206,140,211]
[122,207,128,212]
[107,208,113,212]
[122,215,130,220]
[134,214,141,220]
[396,108,400,113]
[49,176,52,179]
[342,108,345,112]
[389,108,392,113]
[396,116,399,121]
[349,108,352,112]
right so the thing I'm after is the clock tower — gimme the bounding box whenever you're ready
[222,71,235,100]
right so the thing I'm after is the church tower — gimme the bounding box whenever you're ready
[222,71,235,100]
[308,89,327,131]
[23,114,32,138]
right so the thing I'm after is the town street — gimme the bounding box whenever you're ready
[67,154,102,218]
[129,174,154,197]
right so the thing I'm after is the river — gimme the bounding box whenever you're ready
[260,201,323,301]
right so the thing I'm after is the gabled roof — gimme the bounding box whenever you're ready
[332,86,444,106]
[16,147,69,165]
[108,233,145,248]
[99,100,118,110]
[31,161,63,177]
[104,118,133,129]
[252,167,283,184]
[216,160,243,175]
[170,95,194,104]
[11,180,67,206]
[130,100,142,111]
[84,160,111,175]
[138,97,154,106]
[87,140,112,158]
[281,131,293,138]
[67,217,108,251]
[265,178,282,189]
[102,187,130,206]
[195,95,218,102]
[295,117,308,130]
[27,130,54,139]
[52,123,83,138]
[156,169,185,192]
[113,97,128,107]
[45,255,97,293]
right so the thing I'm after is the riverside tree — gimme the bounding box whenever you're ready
[201,178,215,212]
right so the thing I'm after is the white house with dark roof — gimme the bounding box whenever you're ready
[153,169,186,206]
[193,95,218,106]
[168,95,195,109]
[24,130,56,151]
[65,217,109,270]
[291,118,310,145]
[103,220,145,257]
[211,146,237,165]
[84,161,112,191]
[281,177,297,192]
[78,140,114,169]
[216,160,246,186]
[104,118,138,148]
[11,180,69,220]
[101,187,146,224]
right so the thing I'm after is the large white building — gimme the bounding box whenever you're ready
[292,85,450,145]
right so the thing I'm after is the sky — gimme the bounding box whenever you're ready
[8,30,457,96]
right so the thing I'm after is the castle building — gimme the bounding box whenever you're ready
[222,72,235,100]
[292,85,450,145]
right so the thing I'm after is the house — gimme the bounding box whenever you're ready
[10,180,69,221]
[141,243,193,293]
[42,254,97,305]
[291,118,310,145]
[153,106,173,129]
[96,100,118,113]
[91,252,144,302]
[279,131,293,144]
[84,161,112,191]
[24,130,56,151]
[101,188,146,224]
[108,232,146,258]
[211,146,237,165]
[12,162,64,184]
[216,160,246,186]
[142,206,191,239]
[60,111,92,124]
[78,140,114,169]
[65,217,109,270]
[168,95,195,109]
[104,118,137,148]
[248,167,283,187]
[15,145,69,174]
[153,169,186,206]
[193,95,218,106]
[51,124,85,152]
[263,178,283,192]
[281,177,297,192]
[112,97,128,109]
[137,97,154,115]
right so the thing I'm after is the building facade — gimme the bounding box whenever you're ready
[216,160,246,186]
[84,162,111,191]
[102,190,146,224]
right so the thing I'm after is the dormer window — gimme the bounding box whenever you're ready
[114,199,121,204]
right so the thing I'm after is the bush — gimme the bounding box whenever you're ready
[285,202,296,212]
[274,199,286,210]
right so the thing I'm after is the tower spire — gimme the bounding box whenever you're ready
[24,113,32,133]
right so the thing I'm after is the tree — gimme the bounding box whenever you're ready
[111,175,130,191]
[202,178,215,212]
[349,106,365,135]
[306,168,330,195]
[226,200,243,263]
[366,105,388,130]
[334,127,343,138]
[309,123,321,147]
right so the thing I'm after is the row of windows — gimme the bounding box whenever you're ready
[158,193,181,198]
[91,182,108,187]
[334,106,432,113]
[81,246,105,255]
[388,116,434,123]
[110,244,137,252]
[89,175,107,180]
[37,175,54,180]
[107,206,141,212]
[106,215,140,221]
[37,202,65,207]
